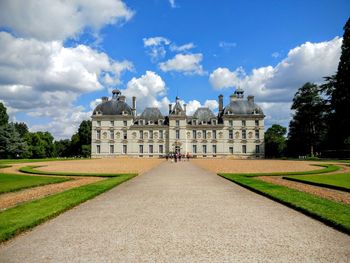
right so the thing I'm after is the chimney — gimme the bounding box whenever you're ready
[132,96,136,116]
[101,96,108,103]
[118,95,126,102]
[169,104,172,114]
[218,95,223,114]
[184,103,187,114]
[247,95,254,103]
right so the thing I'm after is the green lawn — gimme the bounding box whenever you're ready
[0,158,88,165]
[0,173,70,194]
[20,165,136,177]
[0,173,137,242]
[219,173,350,234]
[284,173,350,192]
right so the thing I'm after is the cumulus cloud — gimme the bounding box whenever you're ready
[209,37,342,127]
[0,0,134,41]
[143,36,171,61]
[0,32,133,138]
[170,42,195,52]
[159,53,205,75]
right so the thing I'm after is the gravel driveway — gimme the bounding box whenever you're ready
[1,161,349,262]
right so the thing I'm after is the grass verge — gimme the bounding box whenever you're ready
[219,173,350,234]
[0,173,136,242]
[0,158,88,165]
[20,165,137,178]
[0,173,70,194]
[219,164,339,177]
[284,173,350,192]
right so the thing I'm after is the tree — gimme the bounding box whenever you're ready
[264,124,287,158]
[54,139,71,157]
[287,83,326,157]
[14,122,29,137]
[321,18,350,153]
[0,123,28,158]
[0,102,9,126]
[69,120,92,157]
[25,131,55,158]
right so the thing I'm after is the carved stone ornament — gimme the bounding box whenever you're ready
[248,132,253,139]
[116,132,120,139]
[219,132,223,138]
[132,132,137,139]
[102,132,107,139]
[235,132,240,139]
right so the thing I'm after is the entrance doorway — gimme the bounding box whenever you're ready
[175,146,180,154]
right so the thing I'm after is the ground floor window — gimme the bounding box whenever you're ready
[229,146,233,154]
[203,145,207,153]
[123,145,127,154]
[96,145,100,154]
[193,145,197,154]
[149,145,153,154]
[159,145,163,153]
[110,144,114,154]
[212,145,217,153]
[256,145,260,153]
[139,145,143,154]
[242,145,247,154]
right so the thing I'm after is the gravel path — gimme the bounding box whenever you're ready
[1,161,349,262]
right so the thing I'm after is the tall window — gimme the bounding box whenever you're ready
[212,145,217,154]
[139,145,144,154]
[229,120,233,127]
[123,145,127,154]
[229,130,233,139]
[159,145,163,153]
[110,121,114,126]
[213,130,217,139]
[123,131,127,139]
[149,130,153,139]
[202,130,207,139]
[255,120,259,127]
[203,145,207,154]
[159,130,163,139]
[96,130,101,140]
[193,130,197,139]
[256,145,260,153]
[97,121,101,127]
[96,145,101,154]
[242,130,246,139]
[242,120,246,127]
[242,145,247,154]
[193,145,197,153]
[110,130,114,140]
[229,146,233,154]
[149,145,153,154]
[212,120,217,125]
[123,120,127,126]
[140,130,143,139]
[176,130,180,139]
[176,120,180,126]
[110,145,114,154]
[255,130,259,139]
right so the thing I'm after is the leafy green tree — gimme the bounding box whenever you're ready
[54,139,71,157]
[0,102,9,126]
[287,82,326,157]
[0,123,28,158]
[14,122,29,137]
[264,124,287,158]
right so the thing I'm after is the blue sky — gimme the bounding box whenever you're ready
[0,0,349,139]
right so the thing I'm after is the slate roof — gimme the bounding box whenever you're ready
[140,107,164,122]
[192,107,216,123]
[93,98,132,115]
[223,100,264,115]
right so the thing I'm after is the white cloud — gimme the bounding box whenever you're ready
[169,0,176,8]
[271,52,281,58]
[209,37,342,128]
[182,99,218,115]
[0,0,134,41]
[170,42,195,52]
[143,36,171,61]
[0,32,133,139]
[159,53,205,75]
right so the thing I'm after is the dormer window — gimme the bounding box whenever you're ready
[193,120,197,125]
[148,121,153,125]
[212,120,217,125]
[159,119,163,125]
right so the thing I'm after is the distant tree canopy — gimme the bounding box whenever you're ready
[264,124,287,158]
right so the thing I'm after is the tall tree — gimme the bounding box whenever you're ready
[0,102,9,126]
[287,83,326,157]
[14,122,29,137]
[0,123,28,158]
[264,124,287,158]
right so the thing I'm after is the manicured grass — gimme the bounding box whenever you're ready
[219,173,350,234]
[20,165,137,178]
[0,173,70,194]
[0,173,137,242]
[284,173,350,192]
[0,164,11,169]
[219,164,340,177]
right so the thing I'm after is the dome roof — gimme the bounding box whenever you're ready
[140,107,164,122]
[193,107,216,122]
[223,100,263,115]
[93,98,132,115]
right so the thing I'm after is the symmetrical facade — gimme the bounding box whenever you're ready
[91,88,265,158]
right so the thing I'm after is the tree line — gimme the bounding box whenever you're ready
[265,18,350,159]
[0,104,91,159]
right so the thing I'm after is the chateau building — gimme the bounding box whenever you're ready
[91,88,265,158]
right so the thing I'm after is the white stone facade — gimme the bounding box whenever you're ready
[91,89,265,158]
